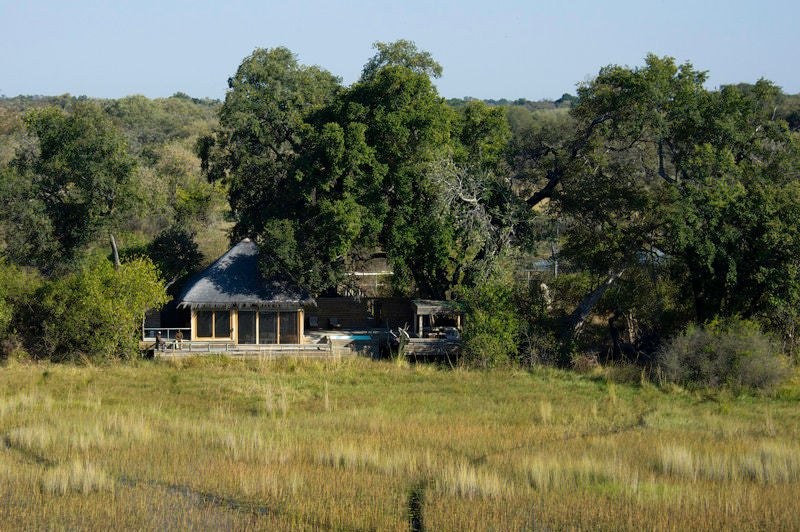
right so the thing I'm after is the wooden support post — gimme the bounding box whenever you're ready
[298,309,304,344]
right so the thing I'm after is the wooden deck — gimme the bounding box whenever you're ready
[140,330,458,360]
[138,336,374,359]
[402,338,460,360]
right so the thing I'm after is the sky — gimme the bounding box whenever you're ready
[1,0,799,101]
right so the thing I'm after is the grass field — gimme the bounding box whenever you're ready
[1,355,799,530]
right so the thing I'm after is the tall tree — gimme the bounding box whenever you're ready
[520,55,800,345]
[343,64,454,296]
[6,102,138,270]
[360,40,443,82]
[207,44,516,298]
[208,47,342,240]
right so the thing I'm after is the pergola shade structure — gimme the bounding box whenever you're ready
[411,299,464,338]
[178,239,315,344]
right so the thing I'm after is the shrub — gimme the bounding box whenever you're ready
[0,261,42,359]
[459,273,523,368]
[520,325,563,367]
[656,317,789,391]
[34,257,168,362]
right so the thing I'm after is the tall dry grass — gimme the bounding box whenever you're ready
[0,356,797,529]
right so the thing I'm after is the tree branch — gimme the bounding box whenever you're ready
[525,114,610,208]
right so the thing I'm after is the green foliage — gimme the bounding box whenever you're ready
[520,54,800,350]
[346,64,456,296]
[118,227,202,297]
[0,94,226,253]
[9,102,138,269]
[104,94,219,162]
[130,139,227,239]
[452,100,511,169]
[657,317,789,391]
[152,142,225,231]
[0,165,58,269]
[146,227,203,295]
[459,269,524,368]
[210,44,516,298]
[0,260,41,341]
[34,257,168,362]
[207,47,344,292]
[663,80,800,325]
[512,277,567,367]
[360,39,443,81]
[507,107,576,204]
[0,106,25,165]
[0,94,226,360]
[339,58,517,297]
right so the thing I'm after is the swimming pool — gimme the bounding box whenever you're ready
[328,334,372,341]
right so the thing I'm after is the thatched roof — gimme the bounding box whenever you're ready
[178,239,315,310]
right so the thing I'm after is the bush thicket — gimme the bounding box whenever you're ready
[656,318,789,391]
[459,274,523,368]
[33,257,168,362]
[0,260,42,358]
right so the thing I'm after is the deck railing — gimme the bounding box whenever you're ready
[143,328,191,341]
[149,340,336,358]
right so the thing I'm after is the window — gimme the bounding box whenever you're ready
[214,311,230,338]
[196,311,213,338]
[197,309,299,343]
[195,310,231,339]
[257,311,297,344]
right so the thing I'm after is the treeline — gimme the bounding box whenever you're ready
[1,41,800,391]
[199,43,800,390]
[0,92,228,361]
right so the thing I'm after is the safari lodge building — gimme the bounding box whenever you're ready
[142,238,463,356]
[178,239,314,345]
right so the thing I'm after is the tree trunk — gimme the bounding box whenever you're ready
[609,313,622,359]
[561,268,625,341]
[110,233,121,270]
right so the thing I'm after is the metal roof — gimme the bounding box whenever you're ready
[178,239,315,310]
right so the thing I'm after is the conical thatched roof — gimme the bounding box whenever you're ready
[178,239,315,310]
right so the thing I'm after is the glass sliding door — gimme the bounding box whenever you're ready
[279,312,299,344]
[238,311,256,344]
[195,310,232,339]
[258,311,277,344]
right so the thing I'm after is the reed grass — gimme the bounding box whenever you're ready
[0,356,798,529]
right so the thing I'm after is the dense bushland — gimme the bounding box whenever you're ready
[32,258,168,362]
[0,93,226,362]
[1,44,800,387]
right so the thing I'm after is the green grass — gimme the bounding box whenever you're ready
[0,356,798,530]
